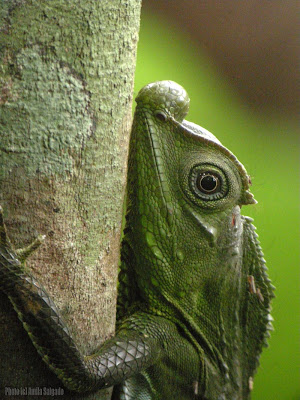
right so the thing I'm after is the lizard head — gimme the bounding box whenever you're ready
[131,80,255,235]
[126,80,257,302]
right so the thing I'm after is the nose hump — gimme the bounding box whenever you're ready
[135,81,190,122]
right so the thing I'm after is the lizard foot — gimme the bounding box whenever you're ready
[0,205,45,264]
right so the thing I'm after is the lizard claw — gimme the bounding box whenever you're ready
[0,205,45,263]
[16,234,46,263]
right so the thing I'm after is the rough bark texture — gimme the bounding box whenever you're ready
[0,1,141,399]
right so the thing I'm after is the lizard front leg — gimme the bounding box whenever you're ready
[0,207,160,393]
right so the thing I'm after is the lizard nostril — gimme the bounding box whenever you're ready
[154,111,167,122]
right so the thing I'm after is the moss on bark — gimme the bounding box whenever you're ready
[0,1,141,398]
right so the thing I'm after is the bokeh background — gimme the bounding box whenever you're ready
[134,2,299,399]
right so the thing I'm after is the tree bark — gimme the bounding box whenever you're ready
[0,1,141,399]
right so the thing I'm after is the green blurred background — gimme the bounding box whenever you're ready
[134,3,299,400]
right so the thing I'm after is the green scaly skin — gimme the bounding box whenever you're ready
[0,81,274,399]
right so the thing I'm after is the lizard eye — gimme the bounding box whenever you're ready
[189,165,228,201]
[154,111,167,122]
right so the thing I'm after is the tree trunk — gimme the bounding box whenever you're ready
[0,1,141,399]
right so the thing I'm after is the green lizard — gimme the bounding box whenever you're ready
[0,81,274,399]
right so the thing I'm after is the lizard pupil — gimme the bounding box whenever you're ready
[188,165,226,202]
[197,173,219,193]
